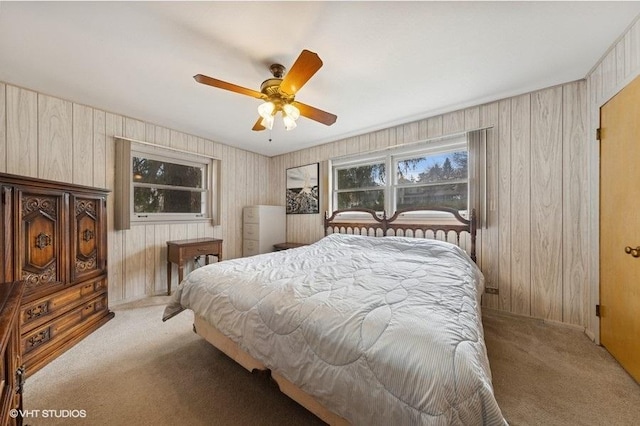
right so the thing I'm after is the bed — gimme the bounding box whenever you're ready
[163,207,506,425]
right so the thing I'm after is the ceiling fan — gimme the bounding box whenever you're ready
[194,49,337,132]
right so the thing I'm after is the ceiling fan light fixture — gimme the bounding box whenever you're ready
[282,103,300,121]
[257,101,275,119]
[260,114,274,130]
[283,114,297,131]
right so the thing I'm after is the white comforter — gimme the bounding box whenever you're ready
[163,233,506,425]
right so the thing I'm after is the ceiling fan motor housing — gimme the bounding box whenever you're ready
[261,64,295,105]
[269,63,286,78]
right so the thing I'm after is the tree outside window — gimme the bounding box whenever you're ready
[395,151,468,210]
[335,162,386,210]
[132,157,206,215]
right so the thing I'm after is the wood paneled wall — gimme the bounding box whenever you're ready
[0,82,271,304]
[2,12,637,330]
[585,15,640,341]
[269,81,589,328]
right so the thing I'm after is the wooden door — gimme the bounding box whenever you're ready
[600,74,640,383]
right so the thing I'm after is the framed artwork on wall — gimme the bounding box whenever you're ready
[286,163,319,214]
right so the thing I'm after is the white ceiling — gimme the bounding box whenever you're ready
[1,2,639,157]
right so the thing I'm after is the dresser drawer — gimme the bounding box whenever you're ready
[243,223,260,240]
[243,239,259,257]
[243,207,259,224]
[22,293,108,358]
[181,241,221,259]
[21,276,107,333]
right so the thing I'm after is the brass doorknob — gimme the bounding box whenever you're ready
[625,246,640,258]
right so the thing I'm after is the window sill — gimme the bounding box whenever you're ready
[130,217,216,226]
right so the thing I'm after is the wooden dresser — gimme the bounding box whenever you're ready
[0,281,25,426]
[0,173,113,377]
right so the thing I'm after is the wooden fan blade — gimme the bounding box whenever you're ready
[279,50,323,96]
[293,101,337,126]
[252,117,266,131]
[194,74,265,99]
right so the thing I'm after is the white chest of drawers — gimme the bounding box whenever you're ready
[242,205,286,257]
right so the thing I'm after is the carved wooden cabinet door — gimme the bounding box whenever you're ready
[69,194,106,283]
[15,187,67,293]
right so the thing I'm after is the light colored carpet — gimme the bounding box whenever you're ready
[483,309,640,426]
[24,297,323,426]
[23,298,640,425]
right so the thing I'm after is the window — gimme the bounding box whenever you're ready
[115,138,219,229]
[334,160,386,211]
[394,150,468,211]
[132,155,206,215]
[332,135,468,214]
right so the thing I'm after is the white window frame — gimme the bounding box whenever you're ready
[332,154,387,212]
[115,138,219,229]
[330,134,468,219]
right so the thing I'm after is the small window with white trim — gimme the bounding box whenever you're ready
[115,138,219,229]
[334,158,386,211]
[132,154,207,216]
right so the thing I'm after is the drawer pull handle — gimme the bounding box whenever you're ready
[25,302,50,321]
[27,329,51,349]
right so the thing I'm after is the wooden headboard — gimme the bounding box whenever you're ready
[324,206,477,262]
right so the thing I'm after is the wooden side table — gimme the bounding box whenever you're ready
[273,242,308,251]
[166,238,223,295]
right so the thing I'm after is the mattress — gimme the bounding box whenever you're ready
[163,233,506,425]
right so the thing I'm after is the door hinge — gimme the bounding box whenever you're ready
[596,128,601,141]
[595,304,601,317]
